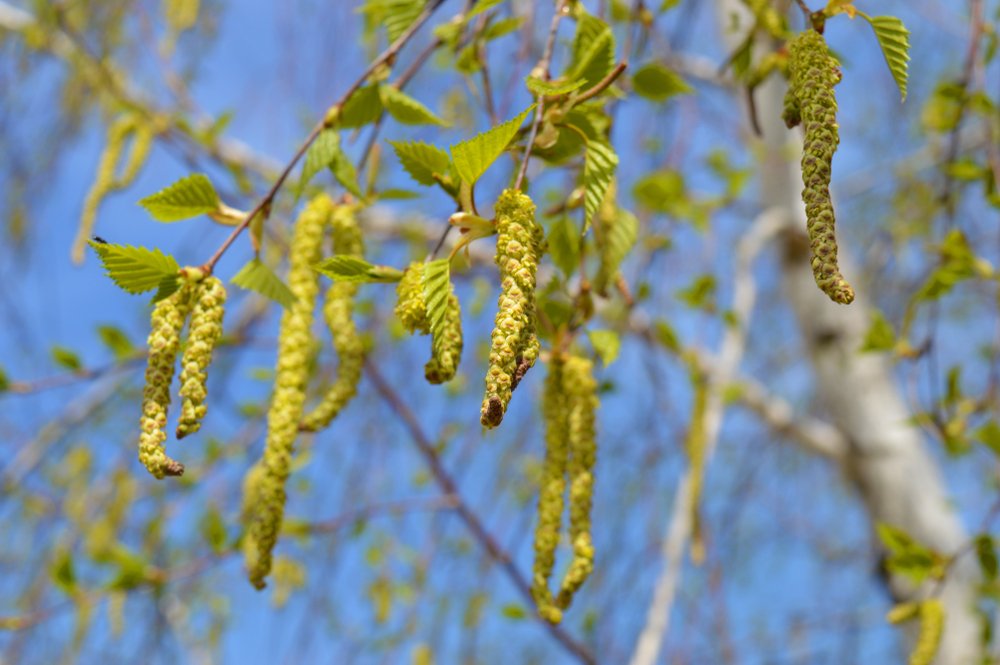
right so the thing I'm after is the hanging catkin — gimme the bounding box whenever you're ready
[243,194,331,589]
[393,262,464,385]
[481,189,544,428]
[783,29,854,305]
[300,206,365,431]
[176,276,227,438]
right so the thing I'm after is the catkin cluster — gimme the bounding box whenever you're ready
[481,189,544,428]
[177,276,227,438]
[888,599,945,665]
[138,269,228,478]
[532,353,599,624]
[243,195,331,589]
[783,29,855,305]
[300,206,366,431]
[139,285,194,479]
[393,262,463,385]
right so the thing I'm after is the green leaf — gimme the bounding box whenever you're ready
[633,169,687,215]
[97,325,135,359]
[389,140,452,186]
[548,216,581,277]
[199,504,229,555]
[151,275,182,304]
[676,274,716,310]
[338,84,384,129]
[595,207,638,292]
[299,129,341,195]
[568,13,615,89]
[974,421,1000,457]
[51,548,77,596]
[89,240,181,295]
[588,329,621,366]
[500,603,528,620]
[0,367,8,393]
[861,14,910,102]
[330,149,365,200]
[653,320,681,354]
[138,174,221,222]
[51,346,82,371]
[524,76,586,97]
[314,256,404,283]
[875,523,942,584]
[860,310,896,353]
[976,534,999,581]
[230,259,297,309]
[467,0,506,19]
[423,259,451,343]
[631,62,692,102]
[482,16,524,40]
[583,140,618,229]
[380,86,447,126]
[450,104,534,185]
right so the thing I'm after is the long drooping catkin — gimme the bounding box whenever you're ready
[393,262,463,385]
[243,194,331,589]
[481,189,544,428]
[176,276,227,438]
[138,284,194,478]
[300,206,365,431]
[783,29,854,305]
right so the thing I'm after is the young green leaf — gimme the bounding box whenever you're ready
[389,140,451,186]
[588,329,621,366]
[548,216,581,277]
[861,14,910,102]
[631,62,692,102]
[139,174,221,222]
[338,84,384,129]
[299,129,341,196]
[524,76,587,98]
[569,13,615,89]
[97,325,135,359]
[380,86,447,126]
[422,259,451,342]
[231,258,297,309]
[89,240,181,295]
[383,0,423,43]
[331,149,365,200]
[51,346,82,371]
[314,256,404,283]
[595,207,638,292]
[450,104,535,185]
[583,140,618,229]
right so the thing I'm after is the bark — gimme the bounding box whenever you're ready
[716,3,981,662]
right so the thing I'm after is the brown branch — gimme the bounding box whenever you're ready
[514,1,568,191]
[201,0,451,273]
[364,360,597,665]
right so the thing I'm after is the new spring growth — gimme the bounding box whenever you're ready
[138,282,194,479]
[393,262,463,385]
[300,205,365,432]
[243,194,331,589]
[532,353,600,624]
[887,599,945,665]
[176,275,227,438]
[481,189,544,428]
[783,29,855,305]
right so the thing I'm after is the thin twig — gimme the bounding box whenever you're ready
[513,1,568,191]
[202,0,450,272]
[364,360,597,665]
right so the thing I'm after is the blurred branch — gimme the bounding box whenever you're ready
[629,206,786,665]
[364,360,597,665]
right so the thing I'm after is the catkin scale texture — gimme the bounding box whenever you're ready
[783,30,855,305]
[481,190,543,427]
[243,195,331,589]
[393,262,463,385]
[300,206,365,431]
[138,285,193,478]
[176,276,227,438]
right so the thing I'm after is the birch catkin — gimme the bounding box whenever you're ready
[393,262,464,385]
[176,276,227,438]
[481,189,543,428]
[783,29,854,305]
[243,194,331,589]
[138,284,194,478]
[300,206,365,431]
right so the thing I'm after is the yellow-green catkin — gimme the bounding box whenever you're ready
[911,599,945,665]
[176,276,227,438]
[783,29,854,305]
[532,356,569,624]
[73,116,135,264]
[556,355,599,610]
[243,194,331,589]
[139,284,194,478]
[481,189,544,428]
[300,206,365,432]
[393,262,463,385]
[686,369,709,565]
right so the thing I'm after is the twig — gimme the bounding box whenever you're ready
[514,1,568,191]
[364,360,597,665]
[201,0,450,273]
[628,207,787,665]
